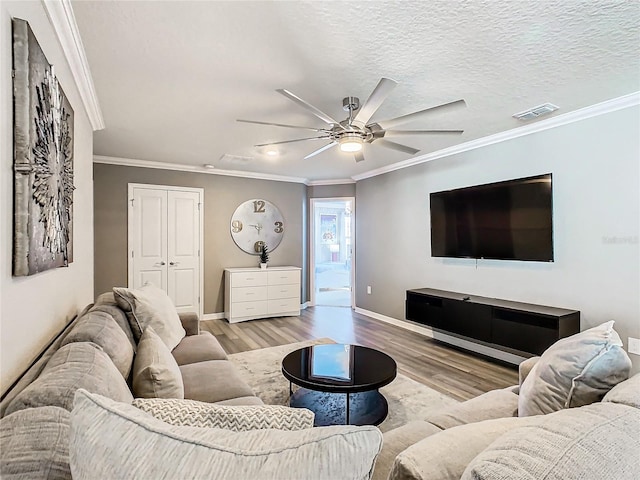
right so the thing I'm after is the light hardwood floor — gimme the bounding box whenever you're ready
[201,306,519,402]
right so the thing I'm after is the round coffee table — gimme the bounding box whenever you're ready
[281,344,397,426]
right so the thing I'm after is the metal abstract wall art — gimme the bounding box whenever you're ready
[12,18,75,276]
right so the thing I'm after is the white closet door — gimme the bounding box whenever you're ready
[167,190,200,313]
[131,188,168,290]
[129,184,203,317]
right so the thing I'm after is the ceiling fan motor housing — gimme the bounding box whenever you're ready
[343,96,360,112]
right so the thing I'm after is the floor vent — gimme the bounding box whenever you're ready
[513,103,559,121]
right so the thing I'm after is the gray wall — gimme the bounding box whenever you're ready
[1,1,95,393]
[94,164,306,314]
[355,105,640,371]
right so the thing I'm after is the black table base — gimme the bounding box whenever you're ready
[289,387,388,426]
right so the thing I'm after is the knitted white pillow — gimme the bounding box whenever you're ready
[133,397,314,431]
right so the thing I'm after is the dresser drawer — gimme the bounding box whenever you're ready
[231,300,268,318]
[231,271,268,287]
[267,284,298,300]
[268,297,300,315]
[232,286,268,302]
[268,270,300,286]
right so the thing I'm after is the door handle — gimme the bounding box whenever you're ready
[170,261,180,266]
[157,261,166,266]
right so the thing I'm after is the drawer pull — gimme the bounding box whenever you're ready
[246,307,254,311]
[246,277,254,280]
[246,292,254,295]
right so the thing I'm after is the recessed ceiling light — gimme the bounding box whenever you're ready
[203,164,215,169]
[266,149,278,157]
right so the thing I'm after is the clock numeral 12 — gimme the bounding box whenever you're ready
[253,200,266,213]
[231,220,243,233]
[274,221,283,233]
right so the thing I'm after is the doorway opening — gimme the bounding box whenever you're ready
[310,198,354,308]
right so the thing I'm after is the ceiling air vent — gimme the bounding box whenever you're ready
[218,154,254,165]
[513,103,559,121]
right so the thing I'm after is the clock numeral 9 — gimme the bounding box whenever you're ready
[254,241,265,253]
[274,221,284,234]
[253,200,266,213]
[231,220,243,233]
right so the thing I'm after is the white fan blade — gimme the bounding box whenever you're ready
[376,99,466,130]
[237,119,329,133]
[384,129,464,136]
[277,89,344,128]
[376,139,420,155]
[303,142,337,159]
[255,136,330,147]
[352,78,398,129]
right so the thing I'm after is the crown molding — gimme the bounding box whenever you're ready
[93,155,310,184]
[307,179,356,186]
[42,0,105,131]
[352,91,640,181]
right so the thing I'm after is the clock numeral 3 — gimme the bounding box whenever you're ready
[231,220,243,233]
[274,221,284,233]
[253,200,266,213]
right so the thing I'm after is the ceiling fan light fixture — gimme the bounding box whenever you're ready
[339,135,363,153]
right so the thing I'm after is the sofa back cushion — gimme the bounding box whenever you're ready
[90,292,137,351]
[61,310,134,379]
[461,403,640,480]
[0,406,71,480]
[603,373,640,408]
[5,342,133,415]
[132,326,184,399]
[70,390,382,480]
[518,321,631,417]
[113,283,185,350]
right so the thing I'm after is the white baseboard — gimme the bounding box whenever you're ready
[354,307,525,365]
[201,312,226,321]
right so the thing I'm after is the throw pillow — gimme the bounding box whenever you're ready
[461,403,640,480]
[61,310,134,379]
[0,406,71,480]
[71,390,383,480]
[133,397,314,431]
[132,326,184,399]
[113,283,185,350]
[518,321,631,417]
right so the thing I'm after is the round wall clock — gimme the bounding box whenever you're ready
[230,199,284,254]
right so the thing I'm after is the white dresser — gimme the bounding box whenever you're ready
[224,267,301,323]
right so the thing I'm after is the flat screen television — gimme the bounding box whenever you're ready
[430,174,553,262]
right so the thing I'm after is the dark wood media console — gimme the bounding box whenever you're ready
[406,288,580,357]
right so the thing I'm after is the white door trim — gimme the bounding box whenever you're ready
[309,197,356,308]
[127,183,204,319]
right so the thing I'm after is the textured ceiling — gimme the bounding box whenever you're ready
[72,1,640,182]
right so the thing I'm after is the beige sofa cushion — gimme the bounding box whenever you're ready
[171,331,228,365]
[5,342,133,415]
[462,403,640,480]
[603,373,640,408]
[424,387,519,429]
[132,326,184,399]
[518,321,631,416]
[113,283,185,350]
[61,310,134,378]
[133,397,314,431]
[373,421,442,480]
[389,416,537,480]
[179,360,256,403]
[70,390,383,480]
[0,406,71,480]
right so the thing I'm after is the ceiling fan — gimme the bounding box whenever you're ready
[237,78,465,162]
